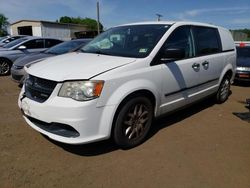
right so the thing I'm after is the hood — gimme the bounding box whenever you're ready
[237,57,250,67]
[14,53,54,67]
[0,47,10,51]
[0,50,17,56]
[27,52,136,81]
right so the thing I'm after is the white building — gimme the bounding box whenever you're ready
[10,20,92,40]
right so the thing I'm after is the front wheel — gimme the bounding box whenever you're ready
[113,96,153,149]
[0,58,12,76]
[216,76,231,103]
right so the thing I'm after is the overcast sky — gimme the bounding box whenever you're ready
[0,0,250,29]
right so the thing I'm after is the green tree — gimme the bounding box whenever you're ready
[59,16,72,24]
[0,13,9,36]
[58,16,103,31]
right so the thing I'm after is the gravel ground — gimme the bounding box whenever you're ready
[0,76,250,188]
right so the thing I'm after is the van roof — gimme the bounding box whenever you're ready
[119,21,219,28]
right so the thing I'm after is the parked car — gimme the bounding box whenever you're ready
[0,36,9,42]
[234,42,250,82]
[19,21,236,148]
[11,38,91,84]
[0,35,27,47]
[0,36,62,76]
[0,36,10,43]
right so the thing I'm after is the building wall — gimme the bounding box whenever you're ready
[69,25,89,39]
[32,26,42,36]
[41,23,71,40]
[11,20,89,40]
[11,21,41,35]
[9,27,13,35]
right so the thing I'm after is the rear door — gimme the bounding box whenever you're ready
[192,26,223,91]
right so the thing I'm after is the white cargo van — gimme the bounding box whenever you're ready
[19,21,236,148]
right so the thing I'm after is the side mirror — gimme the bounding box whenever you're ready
[161,48,185,61]
[18,45,27,50]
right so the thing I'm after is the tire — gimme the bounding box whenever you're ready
[113,96,153,149]
[0,58,12,76]
[216,76,231,103]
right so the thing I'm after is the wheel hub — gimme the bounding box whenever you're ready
[0,61,10,75]
[220,79,230,99]
[124,104,149,140]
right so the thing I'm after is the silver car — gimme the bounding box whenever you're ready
[11,38,91,84]
[0,36,62,76]
[0,35,27,47]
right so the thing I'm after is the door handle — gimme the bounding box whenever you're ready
[202,61,209,70]
[192,63,200,71]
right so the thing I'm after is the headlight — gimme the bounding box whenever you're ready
[58,80,104,101]
[13,64,23,69]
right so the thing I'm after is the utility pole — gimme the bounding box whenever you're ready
[97,1,100,35]
[156,14,163,21]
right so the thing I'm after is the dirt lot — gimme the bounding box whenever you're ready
[0,76,250,188]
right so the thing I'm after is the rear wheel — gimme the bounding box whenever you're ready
[113,96,153,149]
[216,76,231,103]
[0,58,12,76]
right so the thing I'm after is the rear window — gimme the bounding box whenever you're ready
[193,27,221,56]
[45,40,85,55]
[237,47,250,58]
[45,39,62,48]
[24,39,44,49]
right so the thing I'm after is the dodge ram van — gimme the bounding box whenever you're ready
[19,21,236,148]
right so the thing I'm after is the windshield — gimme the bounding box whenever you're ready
[45,40,87,55]
[3,37,28,48]
[237,47,250,58]
[2,36,22,43]
[81,24,170,58]
[0,36,9,42]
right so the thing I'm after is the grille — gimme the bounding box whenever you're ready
[25,75,57,103]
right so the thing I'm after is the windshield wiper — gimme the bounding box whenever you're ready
[81,49,111,56]
[94,51,111,55]
[44,51,57,55]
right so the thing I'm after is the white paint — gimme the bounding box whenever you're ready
[32,26,42,37]
[41,24,71,40]
[19,21,237,145]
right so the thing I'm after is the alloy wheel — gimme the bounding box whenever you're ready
[0,60,10,75]
[123,103,149,140]
[220,78,230,101]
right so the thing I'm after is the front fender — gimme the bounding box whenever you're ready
[96,79,161,139]
[98,79,161,112]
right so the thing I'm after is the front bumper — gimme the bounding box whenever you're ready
[235,71,250,81]
[11,67,26,84]
[18,85,116,144]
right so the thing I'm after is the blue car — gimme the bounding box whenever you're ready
[11,38,91,84]
[235,42,250,82]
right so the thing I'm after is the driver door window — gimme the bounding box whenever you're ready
[163,26,194,58]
